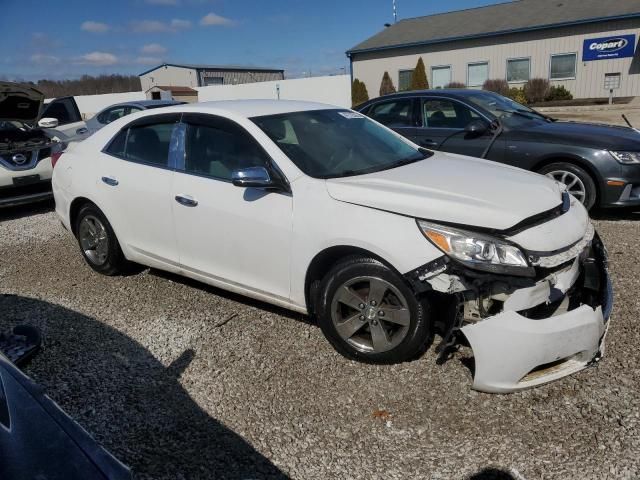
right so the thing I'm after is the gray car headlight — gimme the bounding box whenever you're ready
[417,220,532,276]
[610,151,640,165]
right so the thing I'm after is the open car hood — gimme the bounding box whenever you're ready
[0,82,44,123]
[325,152,564,232]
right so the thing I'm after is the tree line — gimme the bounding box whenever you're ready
[12,74,142,98]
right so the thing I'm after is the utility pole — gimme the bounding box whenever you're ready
[393,0,398,23]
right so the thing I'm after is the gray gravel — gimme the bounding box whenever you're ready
[1,202,639,480]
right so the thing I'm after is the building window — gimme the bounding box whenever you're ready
[203,77,224,86]
[467,62,489,87]
[431,66,452,89]
[550,53,577,80]
[398,69,414,91]
[506,58,530,83]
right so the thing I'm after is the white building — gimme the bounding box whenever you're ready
[347,0,640,99]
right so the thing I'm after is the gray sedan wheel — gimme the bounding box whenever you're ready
[539,162,597,210]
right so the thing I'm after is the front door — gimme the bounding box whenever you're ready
[413,97,502,160]
[171,113,293,300]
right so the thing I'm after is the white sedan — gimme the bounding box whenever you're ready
[52,100,612,393]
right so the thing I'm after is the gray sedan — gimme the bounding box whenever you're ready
[86,100,184,134]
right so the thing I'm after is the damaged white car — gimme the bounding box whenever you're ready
[52,101,612,393]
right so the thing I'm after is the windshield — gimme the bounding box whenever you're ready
[251,109,431,179]
[466,92,549,128]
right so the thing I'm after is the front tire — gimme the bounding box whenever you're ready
[316,256,432,364]
[538,162,597,210]
[75,204,128,276]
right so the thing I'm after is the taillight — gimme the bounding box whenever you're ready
[51,151,63,168]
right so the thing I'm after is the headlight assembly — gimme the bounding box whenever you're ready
[610,151,640,165]
[417,220,533,276]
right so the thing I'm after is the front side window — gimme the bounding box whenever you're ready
[369,99,414,127]
[105,122,175,167]
[550,53,577,80]
[506,58,530,83]
[252,109,430,179]
[183,118,269,180]
[422,99,479,129]
[467,62,489,87]
[398,70,414,91]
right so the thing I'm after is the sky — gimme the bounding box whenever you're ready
[0,0,511,81]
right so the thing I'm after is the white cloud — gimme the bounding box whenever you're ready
[136,56,162,65]
[30,54,61,65]
[131,18,191,33]
[76,52,119,66]
[141,43,167,54]
[170,18,192,30]
[81,21,110,33]
[199,12,235,27]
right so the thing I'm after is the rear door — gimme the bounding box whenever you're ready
[365,97,421,142]
[98,113,181,268]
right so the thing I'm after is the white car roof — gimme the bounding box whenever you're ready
[175,99,342,118]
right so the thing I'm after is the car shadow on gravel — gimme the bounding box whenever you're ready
[0,200,54,222]
[590,207,640,221]
[0,294,289,480]
[467,468,518,479]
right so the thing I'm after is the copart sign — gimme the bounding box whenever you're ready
[583,34,636,61]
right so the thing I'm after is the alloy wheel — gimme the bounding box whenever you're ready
[330,276,411,353]
[78,215,109,266]
[545,170,587,204]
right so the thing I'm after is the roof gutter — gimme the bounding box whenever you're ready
[346,12,640,57]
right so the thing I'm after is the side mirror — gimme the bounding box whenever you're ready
[38,117,59,128]
[464,119,489,138]
[232,166,277,190]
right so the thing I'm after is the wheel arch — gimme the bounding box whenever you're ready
[532,155,602,204]
[304,245,401,317]
[69,197,99,236]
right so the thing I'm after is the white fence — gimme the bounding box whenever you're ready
[196,75,351,107]
[50,74,352,119]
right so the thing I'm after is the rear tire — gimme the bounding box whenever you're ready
[316,256,432,364]
[75,204,128,276]
[538,162,597,210]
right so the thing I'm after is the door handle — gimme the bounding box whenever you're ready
[175,194,198,207]
[101,176,119,186]
[76,127,89,135]
[420,140,439,148]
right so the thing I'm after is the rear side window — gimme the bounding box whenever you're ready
[105,121,176,167]
[369,99,414,127]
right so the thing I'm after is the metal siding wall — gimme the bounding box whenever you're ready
[352,18,640,99]
[139,66,199,91]
[199,70,285,86]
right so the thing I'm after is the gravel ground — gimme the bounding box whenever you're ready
[1,201,639,480]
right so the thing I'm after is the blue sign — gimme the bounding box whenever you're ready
[583,34,636,61]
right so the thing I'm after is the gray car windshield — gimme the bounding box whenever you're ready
[466,93,550,127]
[251,109,431,179]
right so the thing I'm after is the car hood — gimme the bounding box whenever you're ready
[0,82,44,123]
[515,119,640,150]
[325,152,564,231]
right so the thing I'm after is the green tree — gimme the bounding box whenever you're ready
[409,57,429,90]
[379,71,396,96]
[351,79,370,107]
